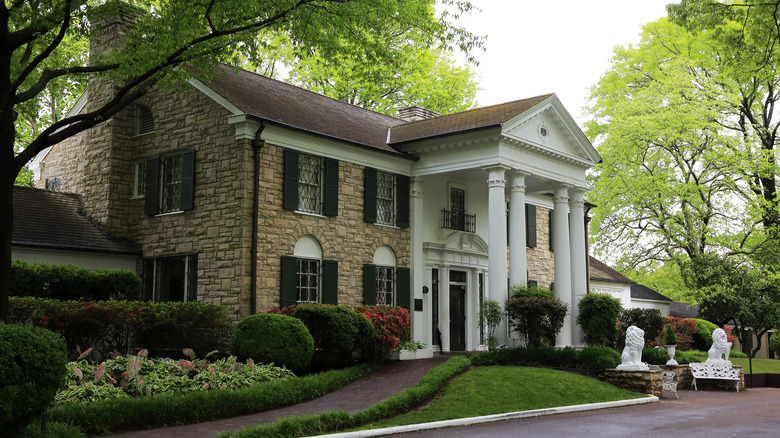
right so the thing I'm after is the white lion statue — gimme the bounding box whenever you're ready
[617,325,649,370]
[707,328,732,365]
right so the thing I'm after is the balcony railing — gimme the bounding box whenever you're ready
[442,209,476,233]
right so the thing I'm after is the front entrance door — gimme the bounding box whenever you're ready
[449,283,466,351]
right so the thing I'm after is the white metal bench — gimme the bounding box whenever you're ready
[689,362,740,392]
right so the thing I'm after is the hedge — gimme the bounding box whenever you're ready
[10,260,142,301]
[9,297,231,359]
[470,345,621,371]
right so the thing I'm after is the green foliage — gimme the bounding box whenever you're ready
[505,296,568,347]
[219,357,470,438]
[692,319,719,351]
[397,340,425,352]
[270,304,374,368]
[10,260,142,301]
[618,308,663,349]
[21,421,86,438]
[576,293,623,346]
[622,262,696,303]
[353,306,409,361]
[478,299,503,351]
[642,347,703,365]
[0,324,68,436]
[770,332,780,356]
[9,297,232,358]
[658,317,698,350]
[56,349,294,405]
[49,363,378,436]
[232,314,313,373]
[469,345,620,371]
[510,284,554,299]
[664,328,678,345]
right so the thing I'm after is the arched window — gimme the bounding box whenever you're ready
[373,246,396,306]
[280,236,338,307]
[137,105,155,135]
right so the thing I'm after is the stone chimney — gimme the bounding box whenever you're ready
[398,106,441,122]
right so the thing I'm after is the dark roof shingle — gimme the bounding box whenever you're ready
[388,94,553,144]
[202,65,408,154]
[631,284,672,302]
[589,256,635,284]
[13,186,140,255]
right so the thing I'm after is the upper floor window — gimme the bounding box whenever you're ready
[137,105,155,136]
[442,185,475,232]
[283,149,338,216]
[364,167,409,227]
[133,161,146,198]
[45,177,61,192]
[144,150,195,215]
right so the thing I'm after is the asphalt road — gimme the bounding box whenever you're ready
[389,387,780,438]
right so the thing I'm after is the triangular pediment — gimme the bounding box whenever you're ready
[502,95,600,165]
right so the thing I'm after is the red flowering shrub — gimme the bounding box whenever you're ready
[353,305,410,360]
[9,297,231,359]
[654,317,698,350]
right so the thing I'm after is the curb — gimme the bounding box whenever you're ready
[313,395,659,438]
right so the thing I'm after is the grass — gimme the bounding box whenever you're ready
[355,366,646,430]
[730,357,780,374]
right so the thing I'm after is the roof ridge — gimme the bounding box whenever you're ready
[397,93,555,128]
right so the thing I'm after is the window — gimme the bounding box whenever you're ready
[283,149,338,216]
[363,246,411,310]
[144,150,195,215]
[133,161,145,198]
[442,185,475,232]
[137,105,155,136]
[45,177,61,192]
[363,167,409,227]
[280,236,338,307]
[143,254,197,302]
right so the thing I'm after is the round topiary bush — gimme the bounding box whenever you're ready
[232,313,314,373]
[0,323,68,436]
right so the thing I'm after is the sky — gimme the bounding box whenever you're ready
[453,0,673,127]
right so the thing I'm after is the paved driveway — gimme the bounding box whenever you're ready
[392,387,780,438]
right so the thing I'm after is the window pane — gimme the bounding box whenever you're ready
[160,154,182,213]
[297,259,320,303]
[134,162,146,197]
[450,188,465,231]
[157,257,186,302]
[376,172,396,226]
[376,267,395,306]
[298,154,322,213]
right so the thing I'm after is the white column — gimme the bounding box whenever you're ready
[509,171,528,288]
[440,265,450,352]
[410,177,428,346]
[486,166,509,345]
[553,185,572,347]
[569,189,587,347]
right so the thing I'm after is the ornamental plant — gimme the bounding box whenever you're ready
[618,308,663,348]
[664,327,678,345]
[354,305,410,361]
[576,293,623,346]
[232,313,313,373]
[655,317,697,350]
[505,294,568,347]
[479,299,503,351]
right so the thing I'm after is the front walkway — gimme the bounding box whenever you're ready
[100,355,450,437]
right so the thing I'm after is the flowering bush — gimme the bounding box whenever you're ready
[654,317,697,349]
[353,305,410,360]
[55,348,294,405]
[9,297,232,359]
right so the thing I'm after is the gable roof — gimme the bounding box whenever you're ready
[589,256,635,284]
[631,284,672,302]
[670,302,700,319]
[387,94,554,145]
[198,65,407,154]
[13,186,140,255]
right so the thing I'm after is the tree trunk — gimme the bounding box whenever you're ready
[0,170,13,323]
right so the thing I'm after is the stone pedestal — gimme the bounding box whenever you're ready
[604,368,663,397]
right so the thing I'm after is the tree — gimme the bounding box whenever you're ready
[478,299,503,351]
[576,292,623,347]
[0,0,482,322]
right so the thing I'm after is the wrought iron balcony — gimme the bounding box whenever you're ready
[442,209,476,233]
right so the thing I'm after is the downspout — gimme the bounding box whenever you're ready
[250,121,265,315]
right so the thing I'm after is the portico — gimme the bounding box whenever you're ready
[389,94,600,351]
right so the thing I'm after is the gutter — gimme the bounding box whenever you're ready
[250,122,265,315]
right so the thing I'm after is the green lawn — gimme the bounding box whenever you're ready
[356,366,646,430]
[730,357,780,373]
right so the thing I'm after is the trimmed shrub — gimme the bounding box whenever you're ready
[692,319,719,350]
[642,347,670,365]
[9,297,232,359]
[353,306,409,361]
[577,293,623,346]
[657,317,697,350]
[10,260,141,301]
[618,308,663,348]
[0,324,68,436]
[505,296,568,347]
[470,345,620,371]
[510,284,554,299]
[232,314,313,373]
[578,345,621,370]
[270,304,374,369]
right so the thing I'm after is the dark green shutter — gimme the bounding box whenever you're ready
[549,210,554,251]
[364,167,377,223]
[397,175,410,228]
[324,158,339,217]
[322,259,338,304]
[283,149,299,210]
[363,264,377,305]
[144,156,159,215]
[526,204,537,248]
[186,254,198,302]
[397,267,411,311]
[180,149,195,211]
[280,256,297,307]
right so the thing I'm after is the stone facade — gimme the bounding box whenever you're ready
[526,205,555,290]
[37,77,409,320]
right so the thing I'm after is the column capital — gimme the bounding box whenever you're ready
[510,171,529,193]
[553,184,571,202]
[484,165,510,188]
[411,177,425,198]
